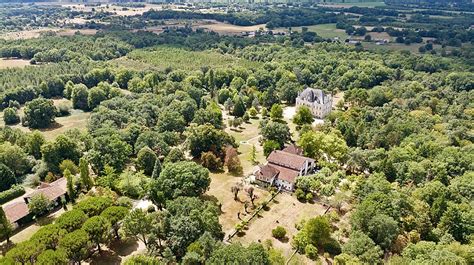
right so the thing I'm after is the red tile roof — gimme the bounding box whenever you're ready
[269,164,300,184]
[3,201,29,223]
[3,178,68,224]
[267,150,313,171]
[25,178,67,201]
[282,144,303,156]
[256,164,279,182]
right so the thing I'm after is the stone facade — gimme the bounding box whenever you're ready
[296,87,332,119]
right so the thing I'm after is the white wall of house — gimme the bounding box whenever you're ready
[295,97,332,119]
[275,179,294,191]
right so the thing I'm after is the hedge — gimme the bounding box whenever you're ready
[0,185,26,204]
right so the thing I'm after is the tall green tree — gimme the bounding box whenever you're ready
[28,193,51,217]
[79,157,93,191]
[136,147,157,176]
[151,161,210,200]
[64,169,76,202]
[100,206,129,240]
[293,106,313,127]
[41,135,81,173]
[58,229,91,264]
[123,209,154,249]
[82,216,111,253]
[0,162,15,192]
[269,104,283,121]
[0,207,13,243]
[23,98,56,129]
[151,159,162,179]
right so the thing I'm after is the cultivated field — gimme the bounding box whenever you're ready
[126,47,262,71]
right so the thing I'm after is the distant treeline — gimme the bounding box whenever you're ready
[385,0,474,11]
[142,9,343,28]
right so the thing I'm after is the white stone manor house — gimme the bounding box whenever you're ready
[295,87,333,119]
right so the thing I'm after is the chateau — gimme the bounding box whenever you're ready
[295,87,333,119]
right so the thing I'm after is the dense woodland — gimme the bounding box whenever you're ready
[0,3,473,265]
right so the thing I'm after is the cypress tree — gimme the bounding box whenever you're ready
[79,157,93,190]
[64,169,75,203]
[151,159,162,179]
[0,207,13,243]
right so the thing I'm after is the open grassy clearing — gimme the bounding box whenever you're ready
[362,41,440,54]
[126,47,262,71]
[206,110,269,234]
[277,24,349,40]
[207,172,270,234]
[233,193,326,264]
[0,99,90,141]
[0,59,31,69]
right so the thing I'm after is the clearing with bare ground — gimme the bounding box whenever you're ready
[194,20,266,35]
[0,58,31,69]
[0,28,97,40]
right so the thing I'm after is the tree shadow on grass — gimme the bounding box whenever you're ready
[0,241,15,256]
[36,215,55,226]
[109,238,139,256]
[89,249,122,265]
[38,121,63,132]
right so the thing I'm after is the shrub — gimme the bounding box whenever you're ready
[0,185,25,204]
[306,192,314,201]
[323,238,342,255]
[305,244,319,260]
[3,107,20,125]
[56,103,71,117]
[295,188,306,202]
[116,196,133,208]
[200,151,222,171]
[243,112,250,122]
[272,226,287,239]
[248,107,258,118]
[28,193,51,217]
[59,160,79,175]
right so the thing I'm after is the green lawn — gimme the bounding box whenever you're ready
[124,47,262,71]
[276,24,349,40]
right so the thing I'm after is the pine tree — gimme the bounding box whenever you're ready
[64,169,76,203]
[79,157,93,190]
[151,159,162,179]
